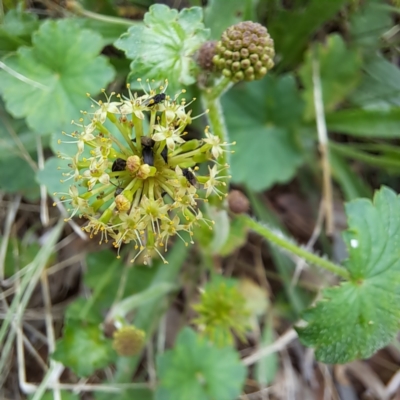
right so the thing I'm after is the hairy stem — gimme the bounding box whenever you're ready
[201,78,233,202]
[240,214,351,280]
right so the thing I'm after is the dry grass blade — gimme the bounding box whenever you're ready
[0,195,21,280]
[242,329,298,366]
[0,219,64,381]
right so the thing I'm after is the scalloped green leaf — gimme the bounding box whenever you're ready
[349,55,400,110]
[0,19,115,134]
[0,8,40,55]
[0,144,39,199]
[115,4,209,92]
[0,104,41,158]
[299,34,362,120]
[297,186,400,364]
[156,328,246,400]
[84,250,155,310]
[204,0,246,39]
[222,74,304,191]
[52,319,114,377]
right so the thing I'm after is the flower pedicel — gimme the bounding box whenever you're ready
[56,80,234,264]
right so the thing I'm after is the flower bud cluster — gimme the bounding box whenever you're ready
[56,80,234,264]
[213,21,275,82]
[112,325,145,356]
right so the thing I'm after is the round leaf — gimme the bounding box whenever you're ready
[222,74,304,191]
[297,187,400,363]
[0,19,115,134]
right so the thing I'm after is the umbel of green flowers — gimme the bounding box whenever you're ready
[57,80,233,264]
[212,21,275,82]
[192,281,250,347]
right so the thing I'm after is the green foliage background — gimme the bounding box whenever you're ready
[2,0,400,399]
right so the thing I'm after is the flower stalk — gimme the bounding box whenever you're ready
[240,214,351,280]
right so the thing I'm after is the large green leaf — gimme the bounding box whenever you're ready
[299,34,362,120]
[0,19,115,134]
[114,4,209,92]
[0,154,39,199]
[0,103,40,158]
[350,55,400,110]
[36,156,70,196]
[326,108,400,138]
[349,0,392,49]
[84,250,156,310]
[297,187,400,363]
[222,74,304,191]
[52,319,115,377]
[0,8,40,55]
[75,17,135,46]
[156,328,246,400]
[204,0,246,39]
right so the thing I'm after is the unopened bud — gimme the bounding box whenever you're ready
[137,164,151,179]
[112,326,145,356]
[228,190,250,214]
[197,40,218,71]
[126,155,141,173]
[115,194,131,211]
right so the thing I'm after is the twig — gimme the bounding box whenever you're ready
[0,61,49,90]
[312,47,334,236]
[242,329,298,366]
[36,136,50,227]
[291,198,325,286]
[40,271,62,400]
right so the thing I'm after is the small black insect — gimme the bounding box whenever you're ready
[112,158,127,172]
[142,93,166,107]
[114,187,123,197]
[182,168,197,187]
[141,137,155,166]
[110,181,124,197]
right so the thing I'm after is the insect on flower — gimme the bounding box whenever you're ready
[140,137,156,166]
[56,79,234,264]
[112,158,127,172]
[141,92,166,107]
[182,168,198,187]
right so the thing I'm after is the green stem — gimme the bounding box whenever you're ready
[132,114,143,153]
[69,2,137,26]
[240,214,351,280]
[205,76,232,101]
[201,79,233,202]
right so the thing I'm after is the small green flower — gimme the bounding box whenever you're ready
[213,21,275,82]
[112,325,145,356]
[56,80,233,264]
[192,279,251,347]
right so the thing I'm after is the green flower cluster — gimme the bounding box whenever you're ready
[213,21,275,82]
[192,281,251,347]
[112,325,145,356]
[57,80,233,264]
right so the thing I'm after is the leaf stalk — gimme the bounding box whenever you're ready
[240,214,351,280]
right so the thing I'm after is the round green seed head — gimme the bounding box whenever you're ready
[213,21,275,82]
